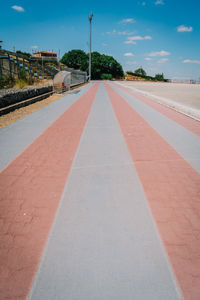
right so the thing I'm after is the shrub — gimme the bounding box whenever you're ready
[0,74,15,89]
[134,68,146,77]
[100,73,112,80]
[18,79,27,89]
[18,67,27,81]
[126,71,135,76]
[155,73,168,82]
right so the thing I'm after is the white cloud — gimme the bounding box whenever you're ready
[124,52,135,57]
[183,59,200,64]
[106,30,116,35]
[124,40,136,44]
[148,50,170,56]
[11,5,24,12]
[145,36,152,40]
[128,35,152,41]
[119,18,136,24]
[138,1,146,5]
[117,31,135,35]
[155,0,164,5]
[125,61,137,65]
[31,45,38,49]
[145,57,152,61]
[177,25,193,32]
[106,29,135,35]
[157,58,169,63]
[106,30,136,36]
[125,35,152,44]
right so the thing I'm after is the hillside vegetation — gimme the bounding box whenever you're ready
[126,69,168,82]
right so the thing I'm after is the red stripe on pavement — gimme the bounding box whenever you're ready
[114,82,200,136]
[0,83,99,300]
[105,83,200,300]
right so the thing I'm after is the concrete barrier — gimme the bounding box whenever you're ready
[0,85,53,109]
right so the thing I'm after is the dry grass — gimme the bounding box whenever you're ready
[13,79,53,90]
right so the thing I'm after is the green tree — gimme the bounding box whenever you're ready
[100,73,112,80]
[155,73,165,81]
[134,67,146,77]
[91,52,123,79]
[126,71,135,76]
[16,50,32,58]
[90,51,102,79]
[61,50,88,71]
[61,49,124,79]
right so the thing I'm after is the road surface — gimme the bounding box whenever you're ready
[0,81,200,300]
[117,81,200,120]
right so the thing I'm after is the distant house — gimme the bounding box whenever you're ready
[33,51,57,58]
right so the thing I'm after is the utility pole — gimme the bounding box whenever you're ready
[88,12,93,81]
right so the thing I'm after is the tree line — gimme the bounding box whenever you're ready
[61,50,124,80]
[61,50,168,81]
[126,68,168,82]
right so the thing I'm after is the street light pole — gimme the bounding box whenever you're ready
[0,41,2,77]
[58,49,61,71]
[88,12,93,81]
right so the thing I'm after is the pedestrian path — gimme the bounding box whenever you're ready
[0,81,200,300]
[0,83,92,171]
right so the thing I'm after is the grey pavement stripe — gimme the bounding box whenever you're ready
[28,82,181,300]
[0,83,93,171]
[110,82,200,174]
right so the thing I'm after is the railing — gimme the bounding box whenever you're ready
[0,49,57,79]
[0,49,88,86]
[60,66,87,86]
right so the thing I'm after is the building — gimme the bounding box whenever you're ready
[33,51,57,58]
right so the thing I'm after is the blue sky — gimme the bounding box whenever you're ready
[1,0,200,80]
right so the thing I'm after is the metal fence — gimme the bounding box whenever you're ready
[60,66,87,86]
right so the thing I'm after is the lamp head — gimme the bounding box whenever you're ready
[88,12,93,21]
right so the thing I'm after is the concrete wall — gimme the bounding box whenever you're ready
[0,85,53,109]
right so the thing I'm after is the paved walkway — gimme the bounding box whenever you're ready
[0,82,200,300]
